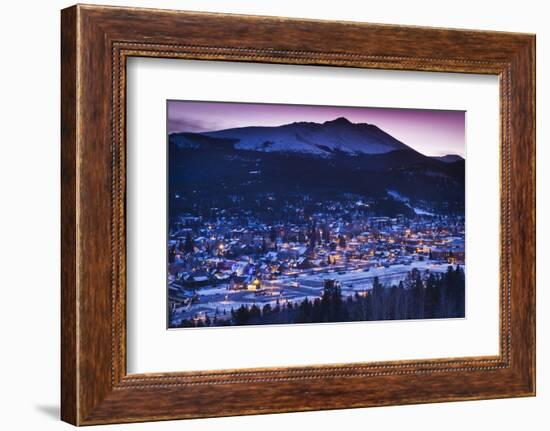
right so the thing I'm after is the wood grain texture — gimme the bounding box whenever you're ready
[60,5,78,425]
[60,4,536,425]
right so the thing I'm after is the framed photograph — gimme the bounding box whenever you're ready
[61,4,536,425]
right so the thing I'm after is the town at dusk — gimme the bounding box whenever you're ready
[167,101,466,328]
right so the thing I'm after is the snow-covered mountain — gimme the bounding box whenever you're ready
[169,117,466,215]
[170,117,414,156]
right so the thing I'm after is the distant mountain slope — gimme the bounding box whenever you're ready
[170,117,413,156]
[168,117,465,216]
[431,154,464,163]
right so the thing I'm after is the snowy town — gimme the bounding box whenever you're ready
[167,193,465,328]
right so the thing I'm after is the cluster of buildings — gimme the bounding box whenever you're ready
[167,195,465,320]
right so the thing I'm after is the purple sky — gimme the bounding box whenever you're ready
[167,100,465,157]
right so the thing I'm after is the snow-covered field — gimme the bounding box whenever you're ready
[171,260,456,324]
[387,190,435,216]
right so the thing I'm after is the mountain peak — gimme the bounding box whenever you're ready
[324,117,352,125]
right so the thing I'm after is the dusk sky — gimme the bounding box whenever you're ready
[167,100,465,157]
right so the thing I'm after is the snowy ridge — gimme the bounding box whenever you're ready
[172,117,414,156]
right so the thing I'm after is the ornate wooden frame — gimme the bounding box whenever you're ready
[61,4,536,426]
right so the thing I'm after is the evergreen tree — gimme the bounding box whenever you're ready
[168,245,176,263]
[184,232,194,253]
[309,222,317,248]
[250,304,261,321]
[233,305,251,325]
[411,270,425,319]
[322,225,330,243]
[296,298,313,323]
[338,235,346,249]
[454,266,466,317]
[424,273,440,318]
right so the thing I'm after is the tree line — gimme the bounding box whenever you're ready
[175,266,465,328]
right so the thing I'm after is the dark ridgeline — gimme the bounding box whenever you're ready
[174,266,465,328]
